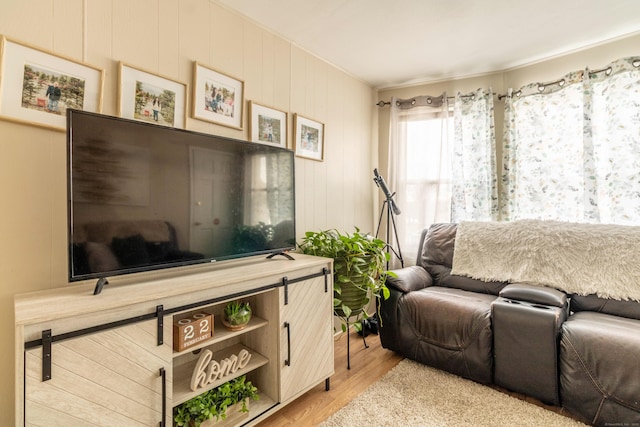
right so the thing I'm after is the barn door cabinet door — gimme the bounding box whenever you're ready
[24,319,172,427]
[279,274,334,402]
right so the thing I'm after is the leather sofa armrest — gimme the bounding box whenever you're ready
[378,286,404,352]
[500,283,567,308]
[386,266,432,293]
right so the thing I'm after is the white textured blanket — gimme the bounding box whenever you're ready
[451,220,640,302]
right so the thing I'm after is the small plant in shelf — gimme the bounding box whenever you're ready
[174,375,259,427]
[222,300,252,331]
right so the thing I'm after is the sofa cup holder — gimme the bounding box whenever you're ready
[504,299,551,310]
[531,304,550,310]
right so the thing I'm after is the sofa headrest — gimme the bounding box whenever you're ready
[418,223,457,269]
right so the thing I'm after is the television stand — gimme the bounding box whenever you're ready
[15,254,334,426]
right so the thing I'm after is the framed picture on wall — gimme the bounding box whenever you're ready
[294,114,324,161]
[0,35,104,131]
[118,62,187,129]
[249,101,287,147]
[192,62,244,130]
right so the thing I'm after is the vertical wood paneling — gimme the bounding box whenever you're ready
[290,46,308,232]
[111,0,159,69]
[209,4,243,78]
[52,0,83,59]
[311,56,329,229]
[0,0,54,47]
[243,22,263,103]
[177,0,209,65]
[326,69,346,229]
[177,0,211,134]
[261,32,275,106]
[85,1,116,114]
[50,129,69,283]
[158,0,181,78]
[273,38,291,115]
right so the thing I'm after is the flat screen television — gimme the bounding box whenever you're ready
[67,109,296,283]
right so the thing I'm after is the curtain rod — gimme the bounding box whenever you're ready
[376,92,507,107]
[377,61,640,107]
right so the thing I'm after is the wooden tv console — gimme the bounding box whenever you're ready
[14,254,334,426]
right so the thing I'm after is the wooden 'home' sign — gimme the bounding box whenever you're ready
[190,348,252,391]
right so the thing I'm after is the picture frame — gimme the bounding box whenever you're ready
[118,62,187,129]
[294,114,324,161]
[192,62,244,130]
[0,35,104,131]
[249,101,287,147]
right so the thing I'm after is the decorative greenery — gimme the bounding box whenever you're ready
[298,227,392,331]
[173,375,259,427]
[223,300,252,327]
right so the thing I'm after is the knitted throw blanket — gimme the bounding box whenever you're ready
[450,220,640,302]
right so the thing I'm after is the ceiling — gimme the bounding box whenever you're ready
[216,0,640,89]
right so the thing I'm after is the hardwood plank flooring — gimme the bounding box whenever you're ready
[256,330,580,426]
[255,330,402,427]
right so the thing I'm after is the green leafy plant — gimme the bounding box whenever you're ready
[298,227,392,331]
[173,375,259,427]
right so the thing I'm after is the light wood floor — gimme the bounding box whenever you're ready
[255,330,403,426]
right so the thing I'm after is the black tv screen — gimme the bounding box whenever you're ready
[67,109,296,282]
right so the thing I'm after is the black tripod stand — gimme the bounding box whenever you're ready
[373,169,404,269]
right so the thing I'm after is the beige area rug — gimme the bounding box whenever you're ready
[320,359,587,427]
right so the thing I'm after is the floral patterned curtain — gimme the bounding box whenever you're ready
[451,88,499,221]
[588,57,640,224]
[500,56,640,224]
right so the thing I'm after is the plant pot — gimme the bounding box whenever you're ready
[222,306,252,331]
[333,257,371,318]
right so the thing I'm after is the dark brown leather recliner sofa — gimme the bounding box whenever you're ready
[379,223,640,427]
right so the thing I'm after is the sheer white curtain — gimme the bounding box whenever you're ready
[501,57,640,224]
[451,88,499,221]
[387,95,451,267]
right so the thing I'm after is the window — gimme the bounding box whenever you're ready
[403,117,453,256]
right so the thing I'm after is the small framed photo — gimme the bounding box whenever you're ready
[118,62,187,128]
[192,62,244,130]
[0,35,104,131]
[294,114,324,161]
[249,101,287,147]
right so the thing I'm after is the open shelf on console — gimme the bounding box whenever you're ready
[173,315,269,357]
[173,343,269,406]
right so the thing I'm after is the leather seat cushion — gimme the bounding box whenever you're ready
[560,311,640,426]
[398,286,496,384]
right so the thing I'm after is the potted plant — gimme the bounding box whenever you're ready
[222,300,252,331]
[298,227,391,332]
[173,375,259,427]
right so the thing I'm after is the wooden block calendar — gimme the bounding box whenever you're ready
[173,312,213,352]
